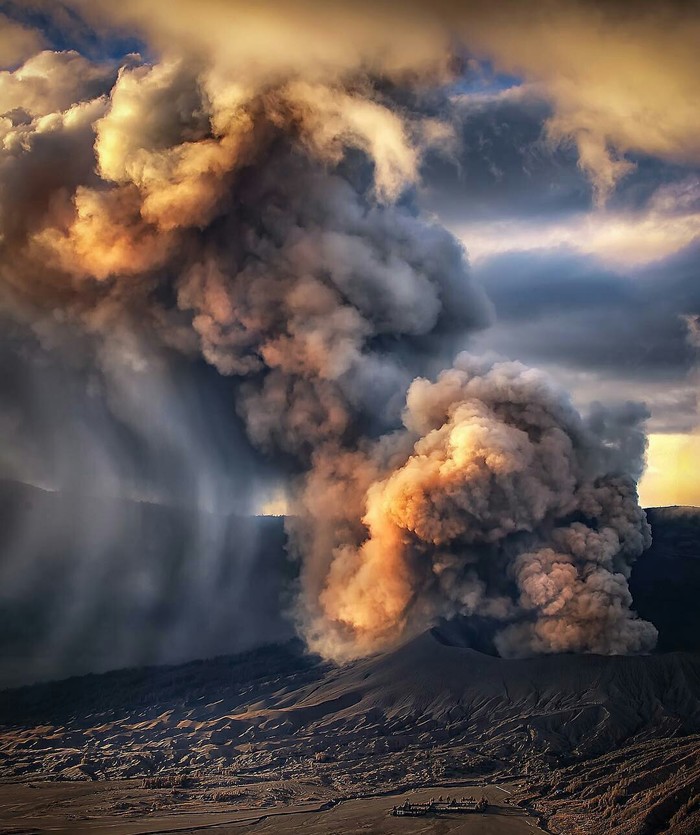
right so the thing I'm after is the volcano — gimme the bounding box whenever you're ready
[1,630,699,833]
[0,500,699,834]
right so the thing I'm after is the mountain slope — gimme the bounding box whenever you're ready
[630,506,700,652]
[1,631,698,775]
[1,630,699,834]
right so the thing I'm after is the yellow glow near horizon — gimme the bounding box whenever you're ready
[259,489,290,517]
[639,432,700,508]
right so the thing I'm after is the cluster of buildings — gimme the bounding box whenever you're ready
[391,795,488,817]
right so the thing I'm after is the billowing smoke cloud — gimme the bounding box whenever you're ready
[0,0,659,670]
[295,355,656,659]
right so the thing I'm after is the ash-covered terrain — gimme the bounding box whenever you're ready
[0,505,699,835]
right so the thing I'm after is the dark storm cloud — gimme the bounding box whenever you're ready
[421,85,700,227]
[0,319,274,504]
[421,90,592,224]
[0,322,293,688]
[470,243,700,431]
[473,245,700,376]
[0,481,293,688]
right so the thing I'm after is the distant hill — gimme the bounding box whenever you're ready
[630,506,700,652]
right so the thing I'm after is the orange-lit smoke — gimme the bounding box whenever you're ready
[0,0,669,661]
[298,357,655,660]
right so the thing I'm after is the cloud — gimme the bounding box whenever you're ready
[0,321,292,686]
[684,313,700,349]
[0,48,115,115]
[0,482,293,688]
[455,0,700,202]
[8,0,690,207]
[468,244,700,435]
[471,245,700,374]
[455,177,700,267]
[0,12,45,68]
[420,85,592,224]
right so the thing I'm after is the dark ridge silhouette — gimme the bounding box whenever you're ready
[629,506,700,652]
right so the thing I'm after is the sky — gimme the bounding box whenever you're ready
[0,0,698,682]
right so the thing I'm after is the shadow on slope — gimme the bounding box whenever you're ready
[630,506,700,652]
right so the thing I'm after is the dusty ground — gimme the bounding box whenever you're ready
[0,778,545,834]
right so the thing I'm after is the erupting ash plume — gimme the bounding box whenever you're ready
[0,0,658,665]
[299,356,655,659]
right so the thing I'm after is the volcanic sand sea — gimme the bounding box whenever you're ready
[0,779,544,834]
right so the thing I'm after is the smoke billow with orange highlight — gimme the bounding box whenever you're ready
[0,0,667,662]
[297,356,656,660]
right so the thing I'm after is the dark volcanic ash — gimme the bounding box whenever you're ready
[0,0,657,666]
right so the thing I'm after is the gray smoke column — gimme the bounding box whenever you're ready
[0,1,657,665]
